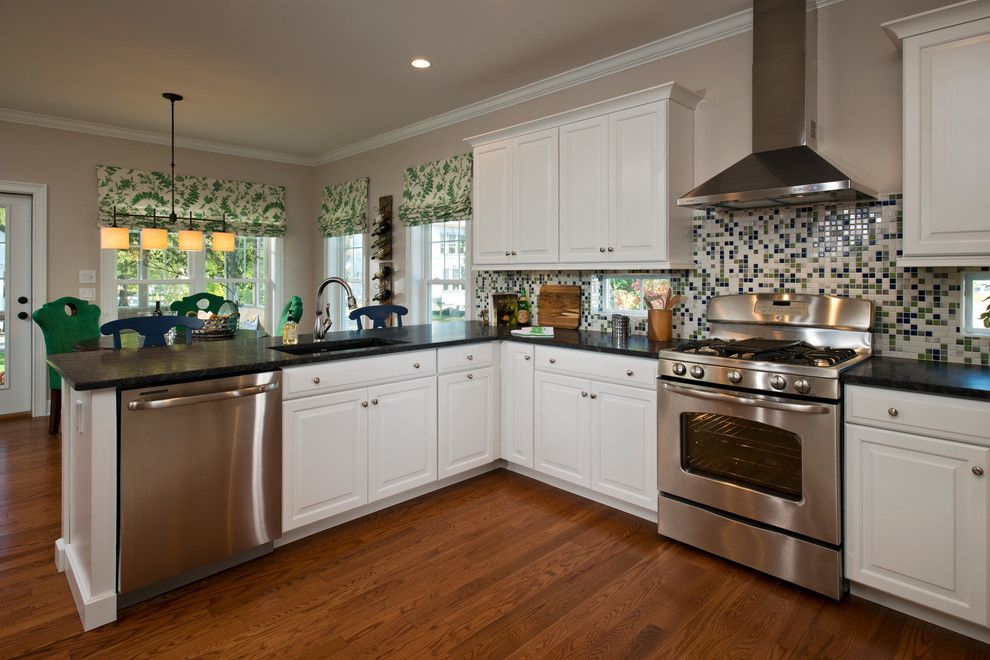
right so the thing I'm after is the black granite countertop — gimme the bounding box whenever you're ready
[48,321,674,391]
[842,356,990,401]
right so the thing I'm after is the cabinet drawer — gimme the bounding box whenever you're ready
[282,350,437,400]
[534,346,655,388]
[437,342,495,374]
[845,385,990,445]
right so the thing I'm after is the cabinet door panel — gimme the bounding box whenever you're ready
[609,103,665,262]
[282,390,368,531]
[473,140,513,265]
[534,372,591,486]
[560,117,609,263]
[513,128,559,263]
[368,378,438,501]
[438,367,496,477]
[591,381,657,510]
[500,344,535,467]
[845,424,989,625]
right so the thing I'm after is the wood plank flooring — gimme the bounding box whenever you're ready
[1,415,988,658]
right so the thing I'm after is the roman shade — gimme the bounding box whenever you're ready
[398,153,472,227]
[318,177,370,238]
[97,165,287,237]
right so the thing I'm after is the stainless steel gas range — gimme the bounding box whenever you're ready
[657,293,874,599]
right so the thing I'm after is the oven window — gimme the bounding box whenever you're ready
[680,413,802,501]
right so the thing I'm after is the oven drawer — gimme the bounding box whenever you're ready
[534,346,655,388]
[845,385,990,446]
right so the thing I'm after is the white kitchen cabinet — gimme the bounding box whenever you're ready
[283,390,369,531]
[591,381,657,510]
[472,140,513,265]
[559,116,609,263]
[534,372,592,487]
[500,342,535,467]
[368,377,438,501]
[438,366,496,478]
[885,2,990,266]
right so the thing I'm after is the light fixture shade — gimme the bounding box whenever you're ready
[178,229,204,251]
[100,225,130,250]
[211,231,236,252]
[141,227,168,250]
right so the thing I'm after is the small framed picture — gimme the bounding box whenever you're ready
[489,292,519,327]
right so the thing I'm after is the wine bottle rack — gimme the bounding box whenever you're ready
[370,195,393,305]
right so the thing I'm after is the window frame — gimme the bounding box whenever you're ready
[324,232,367,330]
[410,220,472,325]
[962,271,990,337]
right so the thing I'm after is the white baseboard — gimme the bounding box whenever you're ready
[63,546,117,631]
[55,537,67,572]
[850,583,990,645]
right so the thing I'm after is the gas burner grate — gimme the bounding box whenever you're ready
[673,338,858,367]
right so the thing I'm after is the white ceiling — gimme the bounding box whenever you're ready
[0,0,749,159]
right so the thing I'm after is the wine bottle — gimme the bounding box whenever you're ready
[371,247,392,261]
[371,222,392,237]
[152,300,164,316]
[373,289,392,303]
[516,287,532,327]
[372,265,393,280]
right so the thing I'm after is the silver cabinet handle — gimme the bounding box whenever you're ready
[371,399,379,405]
[549,357,556,364]
[361,401,369,408]
[524,355,531,361]
[312,377,321,384]
[467,354,473,360]
[581,391,588,397]
[590,393,598,399]
[467,373,474,380]
[413,362,421,369]
[127,381,279,410]
[660,381,831,415]
[607,247,614,252]
[974,466,985,477]
[626,370,634,376]
[599,247,606,253]
[888,407,898,417]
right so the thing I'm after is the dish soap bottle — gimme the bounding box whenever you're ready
[152,300,164,316]
[516,287,532,327]
[282,319,299,345]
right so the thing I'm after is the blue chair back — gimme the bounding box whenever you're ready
[100,316,205,349]
[349,305,408,330]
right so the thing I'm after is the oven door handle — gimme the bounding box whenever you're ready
[659,381,831,414]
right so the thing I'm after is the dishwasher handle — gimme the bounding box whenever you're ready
[126,380,279,411]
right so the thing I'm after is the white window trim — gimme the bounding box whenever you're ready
[962,271,990,337]
[409,221,472,325]
[324,233,368,330]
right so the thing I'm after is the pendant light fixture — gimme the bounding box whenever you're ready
[100,209,130,249]
[211,216,236,252]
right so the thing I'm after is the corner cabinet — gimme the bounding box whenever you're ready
[885,1,990,266]
[468,82,699,270]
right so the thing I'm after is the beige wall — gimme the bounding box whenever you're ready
[313,0,954,308]
[0,121,315,327]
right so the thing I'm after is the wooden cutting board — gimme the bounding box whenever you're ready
[538,284,581,329]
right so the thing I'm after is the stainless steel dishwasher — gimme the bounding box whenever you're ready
[118,371,281,607]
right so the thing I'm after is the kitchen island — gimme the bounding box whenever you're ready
[48,321,672,630]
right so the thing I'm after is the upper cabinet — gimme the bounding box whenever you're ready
[885,1,990,266]
[467,83,700,270]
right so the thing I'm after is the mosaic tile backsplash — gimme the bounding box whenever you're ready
[473,196,990,365]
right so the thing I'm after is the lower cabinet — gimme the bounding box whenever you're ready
[845,422,989,626]
[438,366,496,478]
[368,377,438,502]
[500,343,535,467]
[534,372,592,486]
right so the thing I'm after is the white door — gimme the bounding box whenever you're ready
[590,381,657,510]
[845,424,989,625]
[282,389,369,532]
[368,377,438,501]
[512,128,559,264]
[559,117,609,263]
[534,371,591,487]
[438,367,496,477]
[0,194,32,415]
[500,343,534,467]
[472,140,513,265]
[608,103,665,263]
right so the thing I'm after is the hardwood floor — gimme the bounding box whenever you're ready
[1,416,987,658]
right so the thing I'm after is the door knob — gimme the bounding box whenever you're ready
[413,362,421,369]
[17,296,28,304]
[887,407,898,417]
[626,370,634,376]
[371,399,379,405]
[467,373,474,380]
[581,391,588,397]
[548,357,556,364]
[607,247,614,252]
[466,354,473,360]
[17,312,29,320]
[511,250,517,256]
[590,393,598,399]
[361,401,369,408]
[504,251,510,256]
[973,466,984,477]
[524,355,531,361]
[599,247,606,252]
[312,377,321,384]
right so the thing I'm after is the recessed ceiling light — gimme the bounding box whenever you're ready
[411,58,431,69]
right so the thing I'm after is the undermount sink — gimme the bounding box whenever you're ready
[271,337,407,355]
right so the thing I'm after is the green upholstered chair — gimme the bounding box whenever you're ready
[31,297,101,435]
[276,296,304,335]
[169,292,227,318]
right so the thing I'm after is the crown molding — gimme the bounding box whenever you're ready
[0,107,315,166]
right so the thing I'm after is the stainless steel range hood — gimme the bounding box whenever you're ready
[678,0,877,210]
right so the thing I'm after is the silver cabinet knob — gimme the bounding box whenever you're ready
[413,362,421,369]
[590,393,598,399]
[888,407,898,417]
[467,373,474,380]
[599,247,606,253]
[312,377,321,384]
[505,251,510,256]
[727,370,742,384]
[549,357,556,364]
[672,363,687,376]
[361,401,369,408]
[973,466,984,477]
[371,399,379,405]
[626,370,634,376]
[769,374,787,390]
[511,251,517,256]
[581,391,588,397]
[690,365,705,379]
[467,354,473,360]
[607,247,614,252]
[524,355,531,361]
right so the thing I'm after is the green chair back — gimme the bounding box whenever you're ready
[32,297,101,390]
[277,296,304,335]
[169,292,227,317]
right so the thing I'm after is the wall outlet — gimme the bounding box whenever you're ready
[78,287,96,301]
[79,270,97,283]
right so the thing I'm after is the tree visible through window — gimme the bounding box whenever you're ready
[601,276,671,314]
[206,236,266,322]
[113,230,192,318]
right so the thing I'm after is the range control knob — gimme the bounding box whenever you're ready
[727,370,743,384]
[672,363,687,376]
[769,374,787,390]
[690,365,705,379]
[793,378,812,394]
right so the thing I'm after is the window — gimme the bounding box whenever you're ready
[599,275,671,315]
[962,272,990,336]
[103,229,278,329]
[325,232,365,328]
[425,220,468,322]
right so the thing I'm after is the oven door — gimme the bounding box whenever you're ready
[658,380,840,545]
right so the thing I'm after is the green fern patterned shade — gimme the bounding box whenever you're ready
[398,153,472,227]
[97,165,287,237]
[318,177,369,238]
